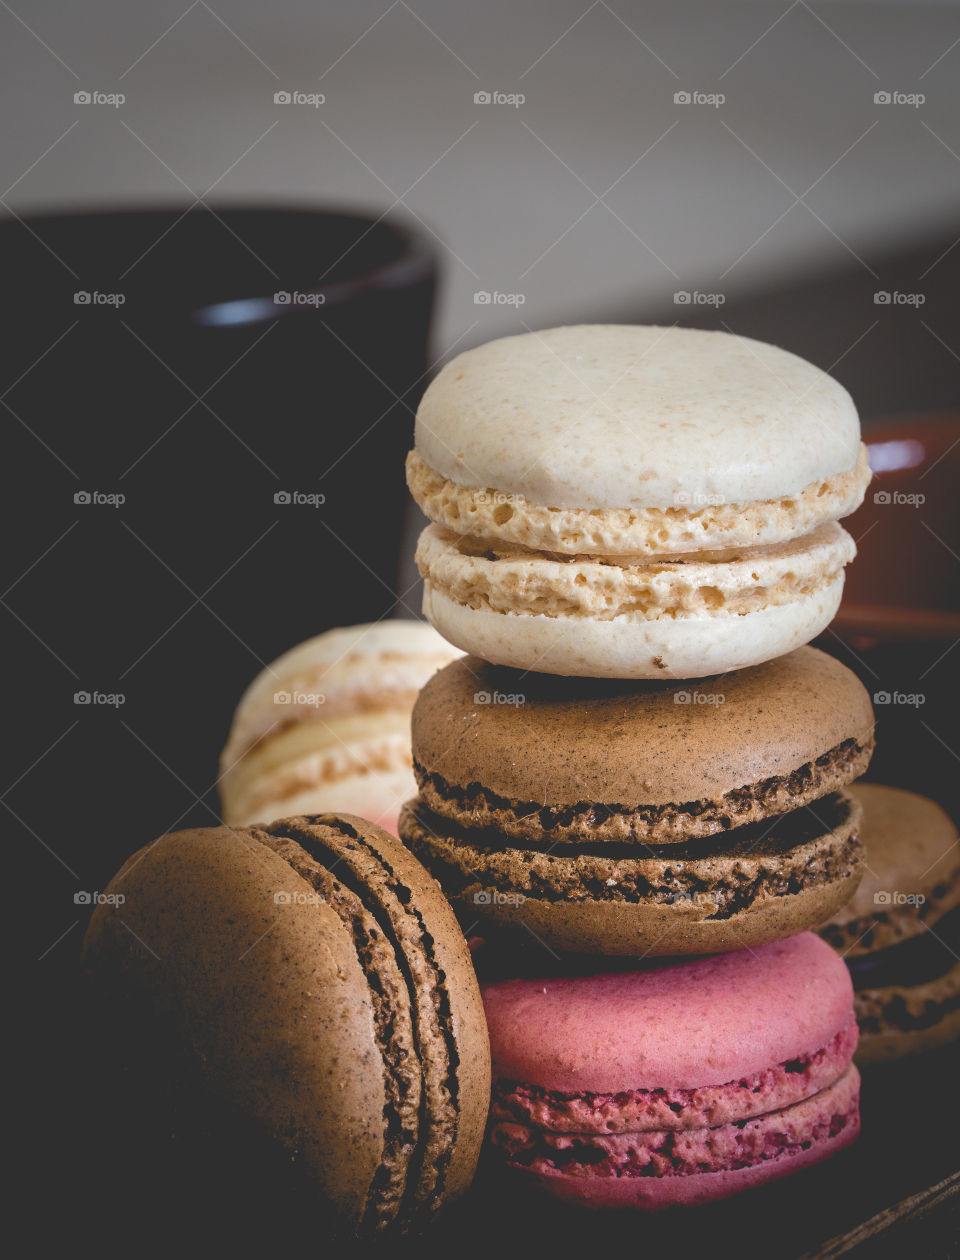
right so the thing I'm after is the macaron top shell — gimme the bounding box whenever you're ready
[482,933,853,1093]
[415,325,861,509]
[82,825,389,1227]
[412,647,874,811]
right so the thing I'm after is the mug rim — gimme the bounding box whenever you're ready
[0,201,437,325]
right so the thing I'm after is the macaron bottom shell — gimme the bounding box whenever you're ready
[422,572,845,680]
[498,1087,860,1211]
[449,878,863,957]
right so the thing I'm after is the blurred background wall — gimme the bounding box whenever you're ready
[3,0,960,357]
[6,1,960,967]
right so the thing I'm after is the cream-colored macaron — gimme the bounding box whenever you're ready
[407,325,870,678]
[220,621,461,830]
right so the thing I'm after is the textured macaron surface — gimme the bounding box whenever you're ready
[82,815,490,1235]
[491,1020,858,1135]
[490,1067,859,1181]
[415,520,854,622]
[481,933,854,1094]
[414,325,861,510]
[258,815,490,1217]
[411,648,874,841]
[400,790,862,914]
[407,444,869,557]
[481,934,860,1203]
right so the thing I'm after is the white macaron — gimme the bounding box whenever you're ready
[407,324,870,678]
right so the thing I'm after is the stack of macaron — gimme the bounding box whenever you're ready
[399,324,877,1206]
[220,620,460,834]
[82,324,899,1230]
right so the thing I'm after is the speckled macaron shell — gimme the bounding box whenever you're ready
[415,325,862,510]
[82,816,490,1235]
[482,933,852,1092]
[82,826,388,1230]
[821,783,960,952]
[411,648,875,844]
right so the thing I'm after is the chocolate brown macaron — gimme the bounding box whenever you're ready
[820,783,960,1064]
[82,814,490,1236]
[399,647,874,955]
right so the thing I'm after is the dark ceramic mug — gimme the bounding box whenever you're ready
[4,204,436,893]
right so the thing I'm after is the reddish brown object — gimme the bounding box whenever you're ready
[837,415,960,643]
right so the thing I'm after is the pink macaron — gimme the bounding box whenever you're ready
[481,933,860,1209]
